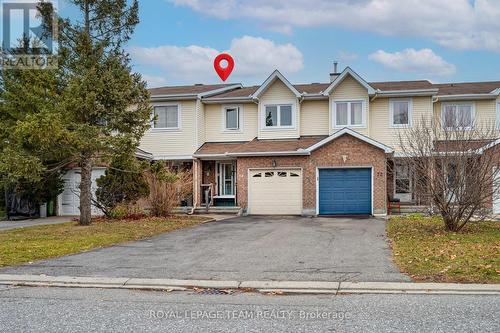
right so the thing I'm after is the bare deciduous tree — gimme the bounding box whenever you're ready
[398,115,499,231]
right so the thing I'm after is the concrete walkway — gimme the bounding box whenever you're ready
[0,217,73,231]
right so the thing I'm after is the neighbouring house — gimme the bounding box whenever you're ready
[57,66,500,217]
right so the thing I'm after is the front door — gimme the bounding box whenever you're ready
[394,162,413,202]
[217,162,236,197]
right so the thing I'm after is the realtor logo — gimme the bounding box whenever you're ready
[1,0,58,69]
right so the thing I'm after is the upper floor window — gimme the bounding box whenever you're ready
[497,102,500,129]
[264,104,293,128]
[224,106,240,130]
[333,100,365,128]
[390,99,412,127]
[153,105,179,129]
[441,103,474,130]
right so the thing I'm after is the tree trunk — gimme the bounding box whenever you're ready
[79,157,92,225]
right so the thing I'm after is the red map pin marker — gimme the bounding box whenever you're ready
[214,53,234,81]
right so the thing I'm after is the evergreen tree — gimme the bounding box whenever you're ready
[1,1,151,225]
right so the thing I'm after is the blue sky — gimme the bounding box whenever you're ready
[56,0,500,86]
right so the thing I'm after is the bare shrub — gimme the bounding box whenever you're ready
[145,162,192,217]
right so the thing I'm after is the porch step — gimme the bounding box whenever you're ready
[389,205,429,214]
[194,206,242,215]
[172,206,241,215]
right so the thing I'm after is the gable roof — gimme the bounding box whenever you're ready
[251,70,302,99]
[194,128,393,157]
[323,67,376,96]
[473,138,500,154]
[307,127,394,153]
[149,71,500,101]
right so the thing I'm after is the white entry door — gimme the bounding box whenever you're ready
[59,168,106,216]
[248,169,302,215]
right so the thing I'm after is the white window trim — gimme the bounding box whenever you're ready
[221,105,243,132]
[496,101,500,130]
[332,99,367,129]
[151,103,181,131]
[261,101,297,130]
[440,101,475,131]
[389,98,413,128]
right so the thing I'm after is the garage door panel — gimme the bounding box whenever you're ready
[319,168,372,215]
[249,169,302,215]
[59,168,105,216]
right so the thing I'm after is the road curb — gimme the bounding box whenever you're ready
[0,274,498,295]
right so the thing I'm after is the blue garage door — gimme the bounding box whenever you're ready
[319,168,372,215]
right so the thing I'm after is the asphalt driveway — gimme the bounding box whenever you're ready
[0,216,410,282]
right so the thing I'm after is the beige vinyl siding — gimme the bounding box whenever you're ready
[434,100,500,135]
[139,100,197,158]
[370,97,433,152]
[258,80,300,139]
[300,100,329,136]
[329,75,369,136]
[204,103,258,142]
[196,100,205,148]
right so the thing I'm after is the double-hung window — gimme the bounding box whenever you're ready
[333,100,365,127]
[153,105,179,129]
[497,102,500,129]
[390,99,412,127]
[264,104,293,128]
[224,106,240,131]
[441,103,474,130]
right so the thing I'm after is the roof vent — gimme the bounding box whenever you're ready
[329,61,341,83]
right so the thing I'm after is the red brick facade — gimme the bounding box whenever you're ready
[236,134,388,215]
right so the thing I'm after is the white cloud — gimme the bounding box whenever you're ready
[129,36,303,83]
[337,51,358,62]
[169,0,500,52]
[142,74,168,88]
[369,48,456,76]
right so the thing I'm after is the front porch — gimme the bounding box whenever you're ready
[387,157,431,214]
[194,159,239,209]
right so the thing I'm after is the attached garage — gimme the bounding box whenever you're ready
[58,168,106,216]
[318,168,372,215]
[248,169,302,215]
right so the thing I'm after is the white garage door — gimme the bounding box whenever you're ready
[248,169,302,215]
[59,168,106,216]
[494,167,500,215]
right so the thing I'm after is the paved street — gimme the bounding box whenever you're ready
[0,217,72,231]
[0,216,409,282]
[0,286,498,332]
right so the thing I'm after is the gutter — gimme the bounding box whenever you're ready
[302,94,328,101]
[371,89,439,101]
[226,150,310,157]
[194,150,311,158]
[202,97,254,104]
[150,84,243,101]
[434,93,499,102]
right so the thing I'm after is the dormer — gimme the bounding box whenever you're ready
[253,70,302,139]
[323,67,375,135]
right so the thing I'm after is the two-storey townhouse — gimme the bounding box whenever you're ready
[57,67,500,217]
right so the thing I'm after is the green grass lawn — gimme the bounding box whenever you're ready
[387,215,500,284]
[0,215,210,268]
